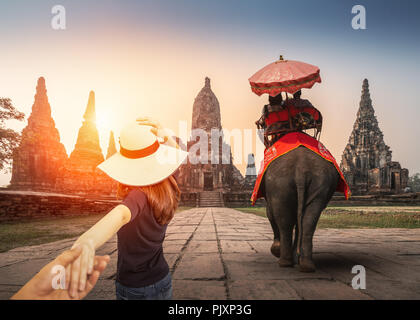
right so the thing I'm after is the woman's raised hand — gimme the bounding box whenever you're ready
[69,239,96,298]
[136,116,172,143]
[136,116,162,135]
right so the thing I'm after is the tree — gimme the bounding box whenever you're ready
[0,98,25,172]
[408,173,420,192]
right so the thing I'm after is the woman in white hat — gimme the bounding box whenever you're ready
[66,117,188,300]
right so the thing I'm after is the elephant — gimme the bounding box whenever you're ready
[262,145,339,272]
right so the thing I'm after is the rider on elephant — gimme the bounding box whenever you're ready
[256,90,323,148]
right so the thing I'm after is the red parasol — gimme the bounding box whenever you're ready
[249,56,321,96]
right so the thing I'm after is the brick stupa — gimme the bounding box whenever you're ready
[243,153,257,190]
[340,79,408,194]
[176,77,244,193]
[56,91,115,195]
[106,131,117,159]
[10,77,68,191]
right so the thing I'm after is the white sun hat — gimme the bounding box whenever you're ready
[97,122,188,186]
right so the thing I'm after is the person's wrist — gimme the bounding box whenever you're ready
[157,128,170,139]
[72,239,94,251]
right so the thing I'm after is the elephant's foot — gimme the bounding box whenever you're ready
[278,256,293,267]
[270,240,281,258]
[298,257,316,273]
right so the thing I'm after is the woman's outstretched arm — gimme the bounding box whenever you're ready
[68,204,131,298]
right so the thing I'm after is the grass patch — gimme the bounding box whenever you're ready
[234,206,420,229]
[0,214,105,253]
[0,206,193,253]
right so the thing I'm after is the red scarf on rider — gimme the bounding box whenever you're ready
[251,132,351,205]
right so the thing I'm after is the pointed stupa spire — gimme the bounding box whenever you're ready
[28,76,53,127]
[83,91,96,122]
[191,76,222,132]
[36,76,47,96]
[205,76,211,88]
[358,78,374,114]
[106,131,117,159]
[65,90,104,168]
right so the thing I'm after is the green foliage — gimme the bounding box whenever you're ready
[0,98,25,172]
[408,173,420,192]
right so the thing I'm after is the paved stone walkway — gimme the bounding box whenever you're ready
[0,208,419,300]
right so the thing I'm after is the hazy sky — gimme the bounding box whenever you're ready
[1,0,419,186]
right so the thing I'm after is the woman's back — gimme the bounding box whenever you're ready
[117,188,169,287]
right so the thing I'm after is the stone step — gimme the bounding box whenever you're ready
[200,202,224,206]
[198,191,224,208]
[200,196,222,200]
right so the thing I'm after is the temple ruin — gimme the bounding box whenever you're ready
[106,131,117,159]
[340,79,409,195]
[176,77,249,206]
[10,77,117,195]
[55,91,116,195]
[243,153,257,190]
[10,77,68,191]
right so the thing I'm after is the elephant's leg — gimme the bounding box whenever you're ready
[298,171,338,272]
[263,165,297,267]
[292,225,299,264]
[275,207,296,267]
[266,203,280,258]
[298,200,325,272]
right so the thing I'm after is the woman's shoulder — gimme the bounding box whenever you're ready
[124,188,148,205]
[122,188,149,221]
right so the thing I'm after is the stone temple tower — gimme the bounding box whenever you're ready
[106,131,117,159]
[68,91,104,168]
[340,79,408,194]
[176,77,244,198]
[56,91,115,195]
[10,77,68,191]
[191,77,222,133]
[243,153,257,190]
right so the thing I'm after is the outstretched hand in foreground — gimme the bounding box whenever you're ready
[11,246,110,300]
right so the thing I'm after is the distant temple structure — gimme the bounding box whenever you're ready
[106,131,117,159]
[176,77,245,197]
[10,77,115,195]
[56,91,115,195]
[10,77,68,191]
[243,153,257,190]
[9,76,256,206]
[340,79,408,195]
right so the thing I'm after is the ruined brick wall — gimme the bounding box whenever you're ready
[0,191,119,222]
[223,192,266,207]
[330,192,420,205]
[179,192,198,207]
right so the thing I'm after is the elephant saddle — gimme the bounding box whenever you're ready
[250,131,351,205]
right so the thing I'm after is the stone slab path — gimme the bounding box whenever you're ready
[0,208,419,300]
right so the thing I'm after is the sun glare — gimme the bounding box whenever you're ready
[96,112,112,131]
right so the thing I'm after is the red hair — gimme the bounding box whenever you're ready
[117,175,180,225]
